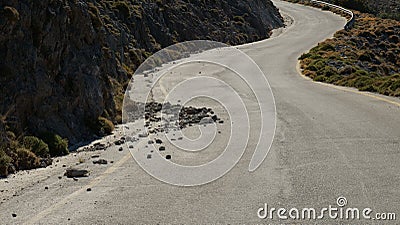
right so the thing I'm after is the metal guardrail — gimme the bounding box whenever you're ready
[309,0,355,30]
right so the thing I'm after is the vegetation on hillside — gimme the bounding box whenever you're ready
[285,0,400,21]
[285,0,400,97]
[0,126,68,177]
[323,0,400,21]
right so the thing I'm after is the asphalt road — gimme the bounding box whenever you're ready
[1,0,399,224]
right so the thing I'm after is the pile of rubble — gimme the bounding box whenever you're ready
[144,102,223,133]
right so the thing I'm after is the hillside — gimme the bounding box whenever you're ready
[299,12,400,96]
[0,0,283,176]
[286,0,400,20]
[284,0,400,97]
[321,0,400,21]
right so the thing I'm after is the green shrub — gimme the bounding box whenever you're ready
[0,150,12,177]
[318,43,335,52]
[316,66,336,77]
[41,133,69,157]
[299,53,311,60]
[354,69,368,76]
[314,75,327,82]
[309,59,326,71]
[389,79,400,92]
[97,116,115,135]
[359,84,377,92]
[326,75,342,84]
[306,64,318,71]
[86,116,115,136]
[378,13,400,21]
[15,148,40,170]
[353,76,373,88]
[23,136,49,158]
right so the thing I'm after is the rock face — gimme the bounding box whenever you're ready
[0,0,283,145]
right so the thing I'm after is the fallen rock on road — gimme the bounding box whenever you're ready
[93,159,108,165]
[64,168,89,178]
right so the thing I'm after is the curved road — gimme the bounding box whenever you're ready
[1,0,399,224]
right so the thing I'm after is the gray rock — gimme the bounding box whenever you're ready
[93,159,108,164]
[138,133,148,138]
[114,140,124,145]
[64,169,89,178]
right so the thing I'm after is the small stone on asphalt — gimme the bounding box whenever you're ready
[65,168,89,178]
[93,159,108,164]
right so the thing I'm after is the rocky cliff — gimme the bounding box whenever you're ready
[0,0,283,146]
